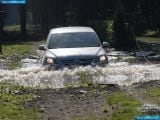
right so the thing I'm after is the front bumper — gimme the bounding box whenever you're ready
[47,61,108,70]
[44,56,108,70]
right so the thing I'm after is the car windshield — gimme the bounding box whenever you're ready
[48,32,101,49]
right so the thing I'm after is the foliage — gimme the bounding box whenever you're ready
[76,71,93,86]
[107,92,140,107]
[137,30,160,44]
[105,20,114,45]
[2,0,160,50]
[71,91,140,120]
[0,83,39,120]
[1,44,30,69]
[3,25,21,32]
[28,0,160,33]
[146,87,160,105]
[2,0,159,37]
[113,0,127,50]
[7,60,21,70]
[107,92,140,120]
[2,44,30,56]
[87,20,108,43]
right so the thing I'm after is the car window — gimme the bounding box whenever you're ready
[48,32,101,49]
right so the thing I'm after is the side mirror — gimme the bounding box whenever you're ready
[39,45,46,50]
[103,42,110,48]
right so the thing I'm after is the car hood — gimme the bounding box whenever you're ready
[46,47,105,58]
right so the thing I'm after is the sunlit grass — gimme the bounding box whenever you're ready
[3,25,21,32]
[137,30,160,43]
[72,91,141,120]
[0,83,39,120]
[2,44,30,56]
[136,37,160,43]
[145,87,160,105]
[107,92,140,120]
[3,25,40,32]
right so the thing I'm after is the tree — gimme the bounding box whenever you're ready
[29,0,65,33]
[113,0,126,50]
[20,5,27,39]
[0,5,3,54]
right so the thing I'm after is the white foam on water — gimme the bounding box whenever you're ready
[0,62,160,89]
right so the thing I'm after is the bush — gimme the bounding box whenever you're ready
[87,20,108,43]
[113,0,126,50]
[87,20,115,47]
[113,0,136,50]
[105,20,114,46]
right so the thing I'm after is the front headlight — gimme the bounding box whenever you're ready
[47,58,54,64]
[99,55,106,62]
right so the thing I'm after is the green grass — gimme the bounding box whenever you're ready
[1,44,31,69]
[0,83,39,120]
[7,61,21,70]
[4,25,21,32]
[145,87,160,105]
[76,71,93,86]
[136,30,160,52]
[141,30,160,37]
[3,25,39,32]
[136,30,160,43]
[72,92,141,120]
[1,38,45,70]
[2,44,30,56]
[136,37,160,43]
[107,92,140,120]
[123,57,141,63]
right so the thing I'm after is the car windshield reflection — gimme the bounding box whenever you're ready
[48,32,101,49]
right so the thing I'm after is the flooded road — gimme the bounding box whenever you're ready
[0,56,160,88]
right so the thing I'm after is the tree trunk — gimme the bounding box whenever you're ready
[20,5,27,40]
[0,5,3,54]
[113,0,127,50]
[0,18,2,54]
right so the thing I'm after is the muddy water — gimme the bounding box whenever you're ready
[0,57,160,88]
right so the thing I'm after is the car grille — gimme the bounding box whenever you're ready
[58,57,96,66]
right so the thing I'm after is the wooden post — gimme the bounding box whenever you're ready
[20,4,26,40]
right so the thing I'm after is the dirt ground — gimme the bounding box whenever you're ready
[24,81,160,120]
[26,85,119,120]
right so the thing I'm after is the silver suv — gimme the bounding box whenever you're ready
[39,27,109,70]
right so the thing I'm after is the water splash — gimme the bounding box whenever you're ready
[0,60,160,89]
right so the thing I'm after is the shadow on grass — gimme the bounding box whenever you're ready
[143,32,160,38]
[137,30,160,38]
[1,28,46,56]
[2,30,46,45]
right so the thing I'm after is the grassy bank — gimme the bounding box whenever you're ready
[71,86,141,120]
[0,25,46,69]
[107,92,140,120]
[0,82,159,120]
[2,44,31,56]
[145,87,160,105]
[136,30,160,44]
[0,83,39,120]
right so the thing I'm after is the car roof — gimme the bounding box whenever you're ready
[50,26,95,34]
